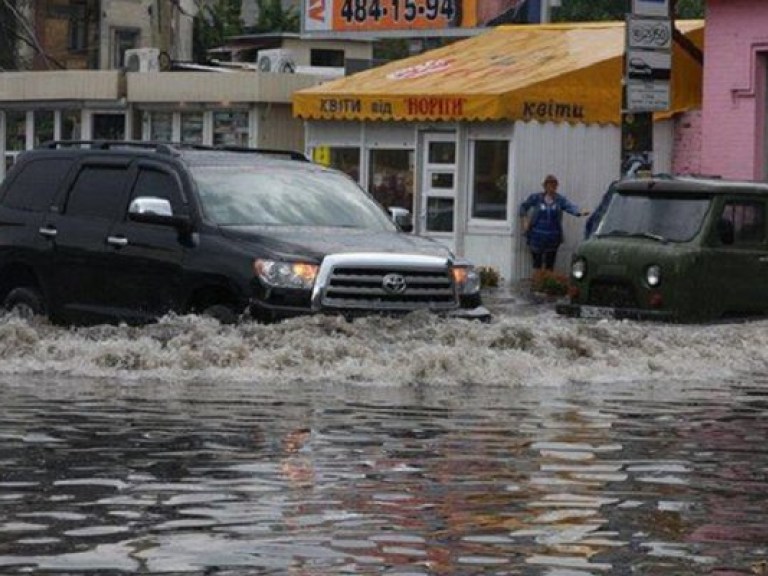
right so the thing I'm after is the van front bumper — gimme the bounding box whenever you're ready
[555,302,677,322]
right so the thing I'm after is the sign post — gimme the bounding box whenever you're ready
[621,0,673,176]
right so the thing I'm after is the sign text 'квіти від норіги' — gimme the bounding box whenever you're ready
[319,97,466,118]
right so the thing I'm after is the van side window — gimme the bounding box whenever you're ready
[721,201,766,244]
[130,168,185,215]
[1,158,72,212]
[65,166,129,220]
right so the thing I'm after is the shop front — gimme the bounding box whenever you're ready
[294,22,705,282]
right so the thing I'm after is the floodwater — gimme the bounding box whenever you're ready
[0,297,767,575]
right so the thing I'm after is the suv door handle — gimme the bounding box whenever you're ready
[38,226,57,238]
[107,236,128,248]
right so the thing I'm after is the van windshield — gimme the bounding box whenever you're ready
[596,193,712,243]
[191,165,396,230]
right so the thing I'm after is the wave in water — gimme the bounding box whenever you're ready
[0,307,766,386]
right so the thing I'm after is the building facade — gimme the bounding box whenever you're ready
[701,0,768,181]
[294,22,705,282]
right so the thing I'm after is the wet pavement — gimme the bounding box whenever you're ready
[0,298,767,574]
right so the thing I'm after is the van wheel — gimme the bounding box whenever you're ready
[202,304,238,325]
[4,287,46,319]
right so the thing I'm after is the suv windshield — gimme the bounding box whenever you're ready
[596,193,712,243]
[192,165,396,230]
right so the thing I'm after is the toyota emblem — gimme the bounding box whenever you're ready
[382,273,407,294]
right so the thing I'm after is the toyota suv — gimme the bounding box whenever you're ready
[557,176,768,322]
[0,141,488,325]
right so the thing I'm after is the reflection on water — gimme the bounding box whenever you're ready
[0,311,766,574]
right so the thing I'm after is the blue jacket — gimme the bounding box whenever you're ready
[519,192,581,252]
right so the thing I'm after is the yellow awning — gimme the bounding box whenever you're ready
[293,21,704,125]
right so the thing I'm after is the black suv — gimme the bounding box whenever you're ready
[0,141,488,325]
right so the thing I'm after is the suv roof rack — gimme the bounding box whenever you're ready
[207,145,309,162]
[40,140,179,155]
[39,140,309,162]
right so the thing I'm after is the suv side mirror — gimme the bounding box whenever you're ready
[129,197,191,232]
[388,206,413,233]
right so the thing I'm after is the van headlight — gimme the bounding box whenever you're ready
[571,258,587,281]
[646,264,661,287]
[452,265,481,295]
[254,259,319,290]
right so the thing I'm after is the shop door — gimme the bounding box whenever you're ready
[420,133,457,251]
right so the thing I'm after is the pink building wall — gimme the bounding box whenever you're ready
[672,111,703,175]
[702,0,768,180]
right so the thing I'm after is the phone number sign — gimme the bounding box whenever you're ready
[304,0,460,33]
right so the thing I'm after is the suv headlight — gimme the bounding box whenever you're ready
[254,259,318,290]
[452,265,481,295]
[646,264,661,287]
[571,258,587,281]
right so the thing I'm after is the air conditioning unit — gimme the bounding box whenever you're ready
[124,48,160,73]
[257,49,296,74]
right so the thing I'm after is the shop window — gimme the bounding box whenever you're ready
[92,113,125,140]
[150,112,173,141]
[213,111,248,147]
[426,197,454,232]
[431,173,454,189]
[368,149,414,210]
[5,111,26,152]
[313,147,361,182]
[34,111,55,147]
[181,113,204,144]
[428,141,456,164]
[471,140,509,220]
[62,110,82,140]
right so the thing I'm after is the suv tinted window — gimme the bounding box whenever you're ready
[2,158,72,212]
[130,168,184,214]
[66,166,129,219]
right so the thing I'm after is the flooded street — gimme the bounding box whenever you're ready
[1,301,768,575]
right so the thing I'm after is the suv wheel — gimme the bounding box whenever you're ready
[202,304,238,325]
[4,287,46,319]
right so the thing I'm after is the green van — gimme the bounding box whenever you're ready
[556,176,768,322]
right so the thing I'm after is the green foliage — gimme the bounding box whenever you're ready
[478,266,501,288]
[531,270,569,297]
[552,0,628,21]
[249,0,300,33]
[193,0,244,63]
[373,39,410,61]
[552,0,704,21]
[675,0,706,18]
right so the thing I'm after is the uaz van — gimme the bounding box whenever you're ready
[557,176,768,322]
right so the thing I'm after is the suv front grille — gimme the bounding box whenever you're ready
[313,254,458,312]
[587,280,638,308]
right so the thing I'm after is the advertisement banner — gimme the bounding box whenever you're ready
[302,0,529,36]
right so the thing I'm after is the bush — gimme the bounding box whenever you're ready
[531,269,569,296]
[477,265,501,288]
